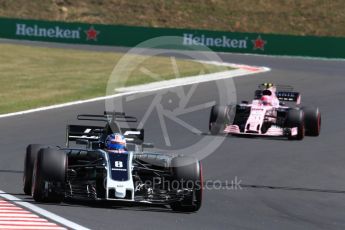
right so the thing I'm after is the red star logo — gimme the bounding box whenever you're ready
[85,26,99,41]
[252,35,267,51]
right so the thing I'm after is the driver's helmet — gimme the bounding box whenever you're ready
[261,95,272,105]
[105,133,127,152]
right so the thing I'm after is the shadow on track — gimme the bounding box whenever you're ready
[241,183,345,194]
[205,181,345,194]
[196,132,291,141]
[0,169,23,174]
[7,197,193,214]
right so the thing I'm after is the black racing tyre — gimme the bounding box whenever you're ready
[302,107,321,136]
[170,157,203,212]
[209,105,230,135]
[23,144,46,195]
[285,109,305,140]
[32,148,67,203]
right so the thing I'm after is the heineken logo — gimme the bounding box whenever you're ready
[183,33,267,51]
[15,23,100,41]
[183,33,248,49]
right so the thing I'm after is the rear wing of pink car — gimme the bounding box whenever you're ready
[276,91,301,104]
[255,90,301,104]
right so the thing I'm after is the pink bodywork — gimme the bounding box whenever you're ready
[223,86,299,137]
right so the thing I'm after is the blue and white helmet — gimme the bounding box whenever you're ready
[105,133,126,151]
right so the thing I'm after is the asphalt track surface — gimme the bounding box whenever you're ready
[1,41,345,230]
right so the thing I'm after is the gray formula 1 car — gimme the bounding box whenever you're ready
[23,112,202,212]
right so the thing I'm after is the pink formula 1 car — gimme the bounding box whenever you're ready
[209,83,321,140]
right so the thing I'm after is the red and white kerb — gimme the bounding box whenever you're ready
[0,199,66,230]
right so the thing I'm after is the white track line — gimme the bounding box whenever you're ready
[0,194,89,230]
[0,62,269,119]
